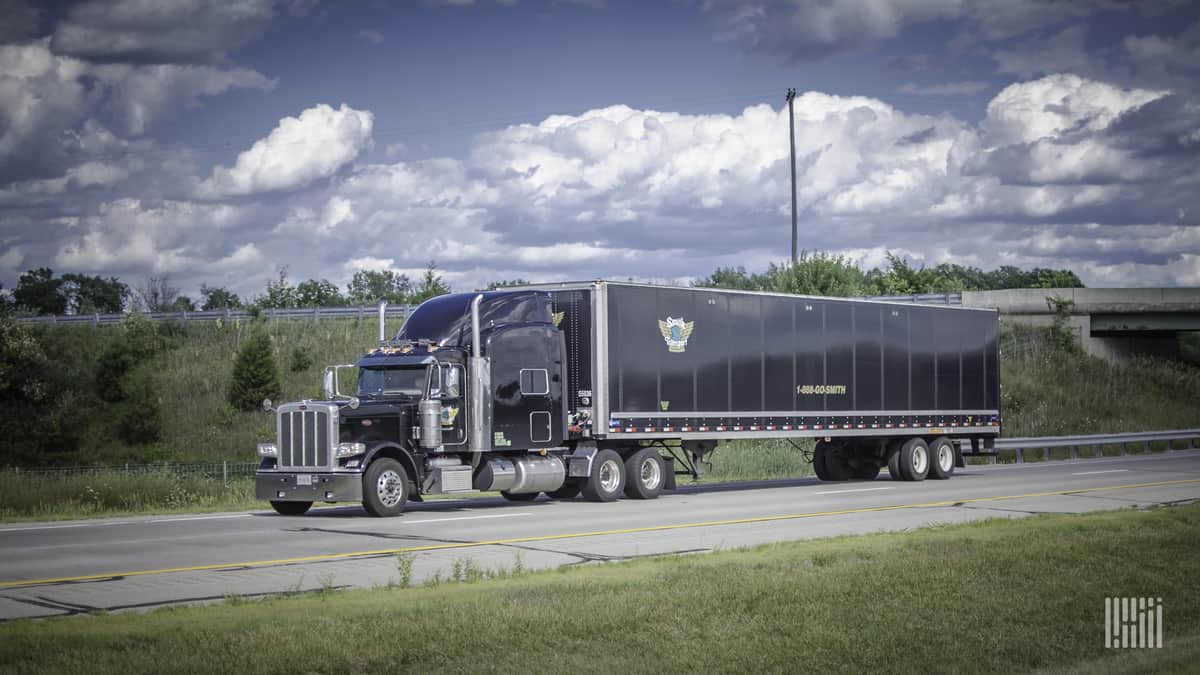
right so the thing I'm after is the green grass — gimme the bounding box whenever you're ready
[1000,324,1200,437]
[1,503,1198,674]
[0,473,260,522]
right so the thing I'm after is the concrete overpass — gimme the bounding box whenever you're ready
[961,288,1200,362]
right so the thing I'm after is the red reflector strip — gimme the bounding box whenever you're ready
[733,426,743,431]
[793,425,803,430]
[699,426,708,431]
[626,428,635,433]
[611,428,621,433]
[681,426,691,432]
[813,424,823,429]
[716,426,726,432]
[663,426,674,432]
[765,425,774,431]
[643,427,653,433]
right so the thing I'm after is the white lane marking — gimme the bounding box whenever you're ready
[148,514,252,524]
[1072,469,1130,476]
[402,512,532,525]
[813,487,894,495]
[0,523,90,533]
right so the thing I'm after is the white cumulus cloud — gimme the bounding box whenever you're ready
[199,103,374,197]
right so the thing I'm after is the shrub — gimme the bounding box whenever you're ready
[118,369,163,445]
[229,324,281,411]
[95,314,166,402]
[290,345,314,373]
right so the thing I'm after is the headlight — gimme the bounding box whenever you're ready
[257,443,278,457]
[336,442,366,458]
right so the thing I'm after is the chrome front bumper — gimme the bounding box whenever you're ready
[256,471,363,502]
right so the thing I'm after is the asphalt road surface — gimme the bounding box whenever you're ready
[3,450,1199,621]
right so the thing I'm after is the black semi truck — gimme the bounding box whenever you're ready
[255,281,1001,516]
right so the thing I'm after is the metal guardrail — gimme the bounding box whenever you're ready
[992,429,1200,463]
[863,292,963,305]
[15,305,417,327]
[3,462,259,483]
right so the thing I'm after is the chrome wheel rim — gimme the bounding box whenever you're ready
[912,446,928,475]
[937,444,954,472]
[598,459,621,493]
[376,469,404,507]
[639,457,662,490]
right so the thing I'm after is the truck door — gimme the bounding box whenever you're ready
[486,325,565,450]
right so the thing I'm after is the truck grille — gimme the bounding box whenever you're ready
[277,405,334,469]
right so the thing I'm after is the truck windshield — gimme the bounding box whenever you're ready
[357,367,428,398]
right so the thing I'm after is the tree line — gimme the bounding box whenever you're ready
[695,252,1083,297]
[0,253,1083,317]
[0,262,452,316]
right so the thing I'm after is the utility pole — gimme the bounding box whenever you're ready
[786,87,798,266]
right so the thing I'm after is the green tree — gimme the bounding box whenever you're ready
[117,368,163,444]
[61,274,128,314]
[200,284,242,310]
[296,279,345,307]
[346,269,411,305]
[485,278,531,290]
[255,268,299,309]
[135,277,181,313]
[228,324,281,411]
[411,262,451,304]
[13,267,66,315]
[695,266,760,291]
[767,252,864,297]
[170,296,196,312]
[95,313,165,403]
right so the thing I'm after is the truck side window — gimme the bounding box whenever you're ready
[444,366,462,398]
[520,368,549,396]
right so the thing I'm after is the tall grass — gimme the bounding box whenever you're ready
[1000,324,1200,436]
[0,472,257,521]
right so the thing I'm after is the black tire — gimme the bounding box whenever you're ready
[851,462,881,480]
[623,448,665,500]
[362,458,409,517]
[501,491,540,501]
[581,449,624,502]
[928,438,956,480]
[886,439,903,481]
[547,481,582,500]
[270,500,312,516]
[818,441,852,481]
[812,440,830,480]
[898,438,930,482]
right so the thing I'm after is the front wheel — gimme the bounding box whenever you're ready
[362,458,409,517]
[270,500,312,516]
[581,449,624,502]
[623,448,664,500]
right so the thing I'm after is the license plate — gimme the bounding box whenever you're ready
[296,474,313,486]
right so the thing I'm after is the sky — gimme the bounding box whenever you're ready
[1,0,1199,304]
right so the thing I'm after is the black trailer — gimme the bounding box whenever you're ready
[542,281,1000,481]
[255,280,1001,517]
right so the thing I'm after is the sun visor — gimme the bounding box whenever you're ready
[355,352,438,368]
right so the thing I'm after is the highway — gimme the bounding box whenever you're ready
[2,450,1199,621]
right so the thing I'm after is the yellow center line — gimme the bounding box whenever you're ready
[2,478,1198,590]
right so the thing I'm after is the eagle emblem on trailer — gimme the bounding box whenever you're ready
[657,317,695,353]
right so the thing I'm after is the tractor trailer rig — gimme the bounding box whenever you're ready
[255,280,1001,516]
